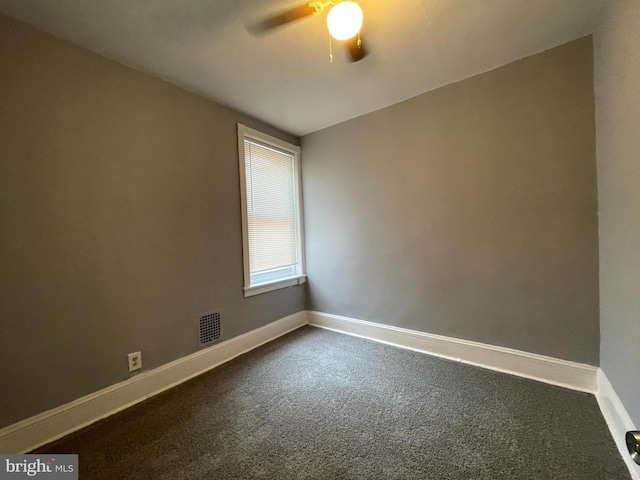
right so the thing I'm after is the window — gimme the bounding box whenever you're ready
[237,124,306,297]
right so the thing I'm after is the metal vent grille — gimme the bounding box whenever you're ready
[199,312,221,345]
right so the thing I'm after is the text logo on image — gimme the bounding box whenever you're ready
[0,455,78,479]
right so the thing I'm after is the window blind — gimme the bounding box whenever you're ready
[244,138,299,284]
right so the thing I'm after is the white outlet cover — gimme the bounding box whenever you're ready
[127,351,142,372]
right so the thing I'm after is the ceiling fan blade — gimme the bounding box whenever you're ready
[249,3,317,34]
[344,34,369,63]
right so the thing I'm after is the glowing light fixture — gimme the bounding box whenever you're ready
[326,1,363,41]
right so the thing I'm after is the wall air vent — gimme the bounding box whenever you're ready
[199,312,221,345]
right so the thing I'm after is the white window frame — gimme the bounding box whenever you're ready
[237,124,306,297]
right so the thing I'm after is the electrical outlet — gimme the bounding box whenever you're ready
[127,351,142,372]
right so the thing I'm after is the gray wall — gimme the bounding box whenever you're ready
[302,37,599,365]
[594,0,640,427]
[0,14,304,428]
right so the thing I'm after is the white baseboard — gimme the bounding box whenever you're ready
[0,311,307,454]
[596,370,640,480]
[307,311,598,393]
[4,307,632,478]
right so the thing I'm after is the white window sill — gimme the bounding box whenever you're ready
[243,275,307,297]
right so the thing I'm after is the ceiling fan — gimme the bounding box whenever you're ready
[250,1,369,63]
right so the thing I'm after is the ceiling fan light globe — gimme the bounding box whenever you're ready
[327,1,363,41]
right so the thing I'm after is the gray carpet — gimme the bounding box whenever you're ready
[35,326,630,479]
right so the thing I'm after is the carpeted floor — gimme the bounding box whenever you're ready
[35,326,629,479]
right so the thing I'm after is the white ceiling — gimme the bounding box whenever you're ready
[0,0,607,136]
